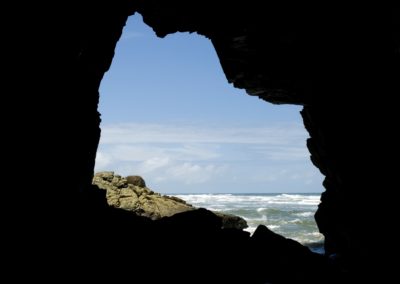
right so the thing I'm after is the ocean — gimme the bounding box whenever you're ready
[175,193,324,254]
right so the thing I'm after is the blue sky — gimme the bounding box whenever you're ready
[96,14,323,193]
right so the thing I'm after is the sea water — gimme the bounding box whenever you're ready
[175,193,324,253]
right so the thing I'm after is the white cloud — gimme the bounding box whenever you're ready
[139,156,171,173]
[94,122,323,192]
[252,145,309,161]
[99,143,220,163]
[250,168,318,185]
[166,163,227,184]
[95,151,112,169]
[100,123,306,145]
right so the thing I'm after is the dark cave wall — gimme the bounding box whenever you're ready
[135,2,398,262]
[65,5,131,197]
[29,2,136,209]
[9,1,398,281]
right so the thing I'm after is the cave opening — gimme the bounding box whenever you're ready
[95,14,324,251]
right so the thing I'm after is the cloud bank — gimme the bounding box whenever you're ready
[95,123,322,193]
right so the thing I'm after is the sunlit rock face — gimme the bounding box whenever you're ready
[93,171,247,229]
[8,1,397,283]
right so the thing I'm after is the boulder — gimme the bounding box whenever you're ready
[126,175,146,187]
[214,212,248,230]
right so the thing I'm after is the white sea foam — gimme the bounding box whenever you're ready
[204,207,225,211]
[175,193,323,245]
[268,225,280,230]
[305,232,323,237]
[245,226,258,234]
[295,212,314,217]
[176,193,321,207]
[243,224,281,233]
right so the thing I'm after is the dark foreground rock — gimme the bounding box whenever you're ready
[93,171,247,230]
[63,200,343,284]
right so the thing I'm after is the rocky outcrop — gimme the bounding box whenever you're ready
[93,172,194,219]
[93,171,247,230]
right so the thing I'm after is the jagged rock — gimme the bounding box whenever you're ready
[93,172,247,229]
